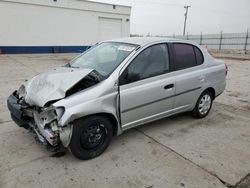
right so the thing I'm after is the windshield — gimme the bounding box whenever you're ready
[70,42,138,77]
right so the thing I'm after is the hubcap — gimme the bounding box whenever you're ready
[80,123,106,150]
[198,94,211,115]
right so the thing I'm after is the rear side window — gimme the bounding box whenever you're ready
[194,46,204,65]
[173,43,204,70]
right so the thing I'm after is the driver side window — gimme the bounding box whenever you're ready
[120,44,170,85]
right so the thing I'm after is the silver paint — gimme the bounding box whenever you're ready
[16,37,226,147]
[24,67,93,107]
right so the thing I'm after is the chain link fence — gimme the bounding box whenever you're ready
[171,30,249,52]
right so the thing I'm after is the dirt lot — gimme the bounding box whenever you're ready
[0,54,249,188]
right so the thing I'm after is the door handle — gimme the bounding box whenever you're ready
[164,84,174,90]
[199,76,206,82]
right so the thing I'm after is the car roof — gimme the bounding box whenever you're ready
[106,37,198,47]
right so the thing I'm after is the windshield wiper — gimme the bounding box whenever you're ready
[65,64,80,68]
[91,70,104,82]
[65,63,71,67]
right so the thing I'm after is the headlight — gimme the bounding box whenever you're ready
[55,107,65,121]
[18,85,26,98]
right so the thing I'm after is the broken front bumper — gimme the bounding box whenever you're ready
[7,92,60,146]
[7,93,29,127]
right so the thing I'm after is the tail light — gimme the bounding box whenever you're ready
[225,64,228,76]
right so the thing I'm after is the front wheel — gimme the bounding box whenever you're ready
[192,90,213,118]
[69,116,113,160]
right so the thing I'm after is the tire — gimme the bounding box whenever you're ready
[192,90,213,118]
[69,116,113,160]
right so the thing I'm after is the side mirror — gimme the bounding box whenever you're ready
[119,70,140,85]
[127,73,140,82]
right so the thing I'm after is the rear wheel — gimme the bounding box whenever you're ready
[69,116,113,160]
[192,90,213,118]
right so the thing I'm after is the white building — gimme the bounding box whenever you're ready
[0,0,131,53]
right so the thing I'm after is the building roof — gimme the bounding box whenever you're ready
[3,0,131,15]
[85,0,131,8]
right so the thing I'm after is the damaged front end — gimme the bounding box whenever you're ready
[7,89,65,147]
[7,68,101,148]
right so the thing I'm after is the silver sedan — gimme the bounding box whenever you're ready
[7,37,227,160]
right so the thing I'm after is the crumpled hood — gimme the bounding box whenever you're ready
[24,67,93,107]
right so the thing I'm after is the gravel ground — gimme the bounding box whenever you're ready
[0,54,249,188]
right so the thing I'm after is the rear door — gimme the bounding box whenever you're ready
[171,43,205,111]
[119,44,176,129]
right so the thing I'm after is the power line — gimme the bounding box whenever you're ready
[183,5,191,36]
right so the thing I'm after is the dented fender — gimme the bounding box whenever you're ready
[53,78,122,147]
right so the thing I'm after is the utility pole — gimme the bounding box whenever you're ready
[183,5,191,36]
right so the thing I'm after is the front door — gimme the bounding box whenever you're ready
[119,43,175,130]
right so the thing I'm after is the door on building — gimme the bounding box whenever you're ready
[98,17,122,41]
